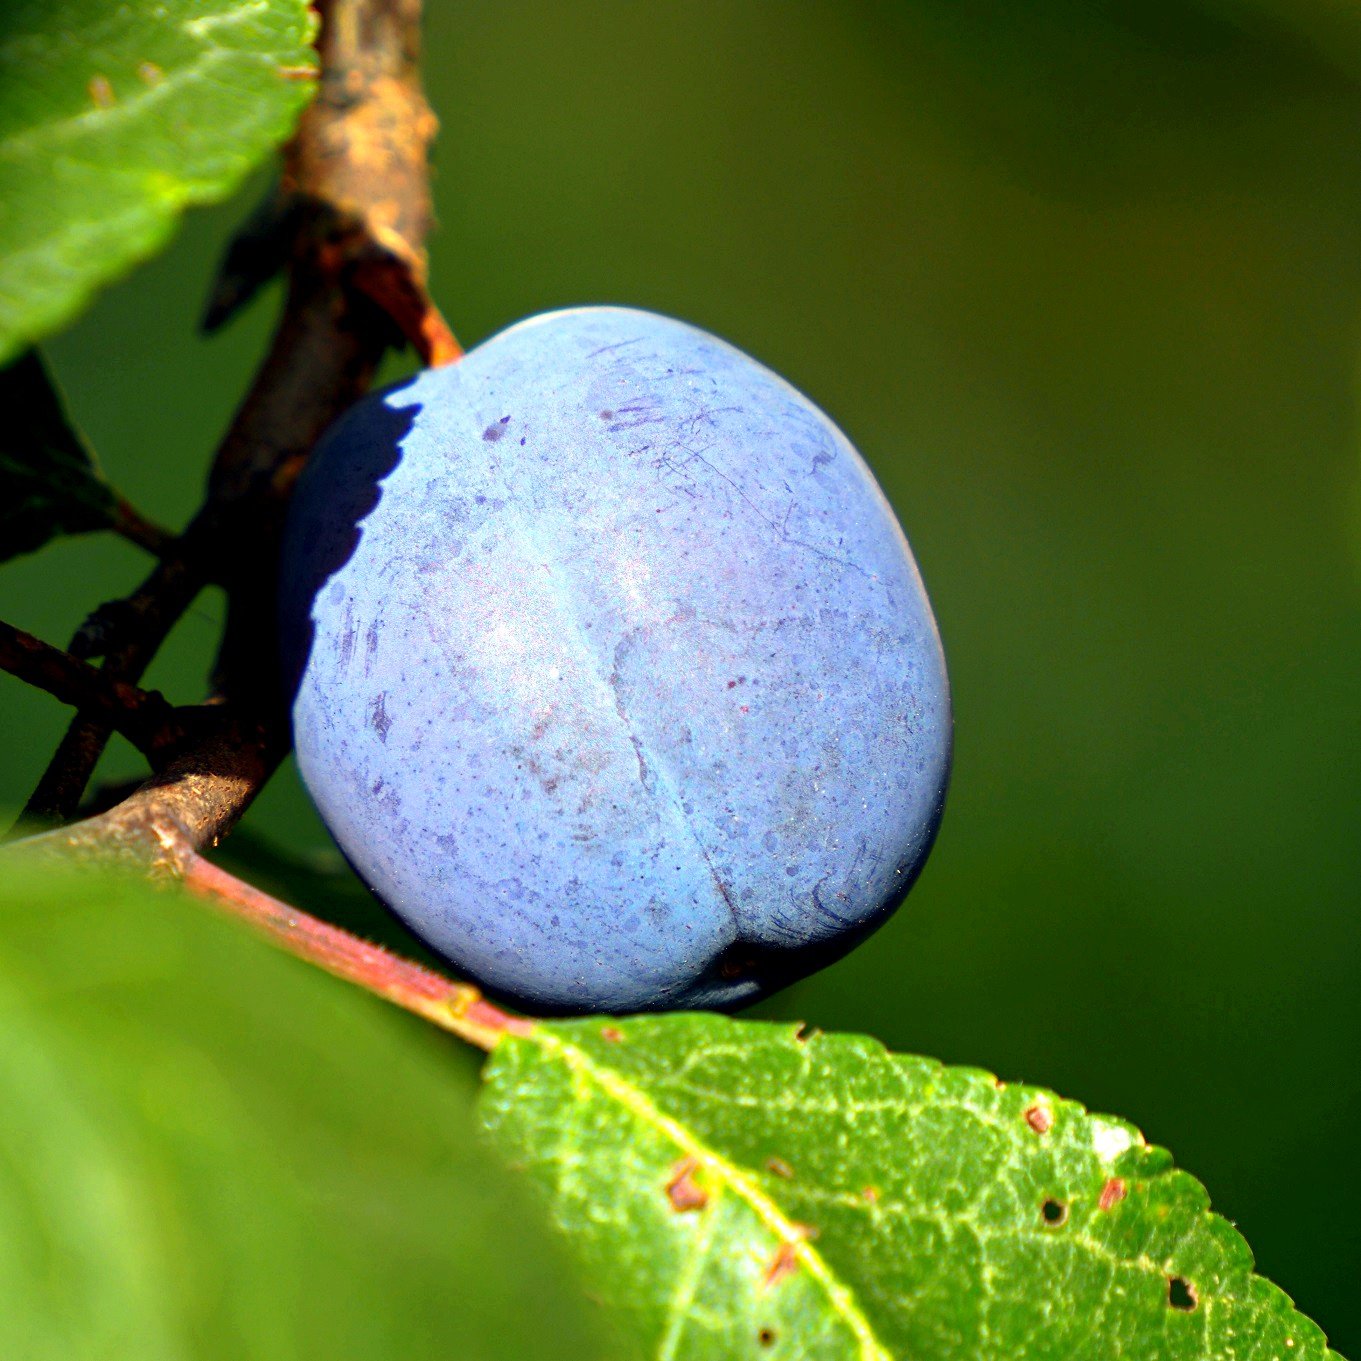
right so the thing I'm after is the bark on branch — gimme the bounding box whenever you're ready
[4,0,531,1059]
[16,0,446,851]
[0,619,178,754]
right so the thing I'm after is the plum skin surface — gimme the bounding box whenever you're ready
[279,306,951,1014]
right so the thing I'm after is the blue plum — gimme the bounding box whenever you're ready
[279,307,950,1013]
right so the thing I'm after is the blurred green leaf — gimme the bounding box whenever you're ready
[483,1012,1342,1359]
[0,350,117,562]
[0,0,317,363]
[0,863,604,1361]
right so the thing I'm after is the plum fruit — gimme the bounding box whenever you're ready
[279,307,951,1014]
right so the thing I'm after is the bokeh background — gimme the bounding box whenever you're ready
[3,0,1359,1351]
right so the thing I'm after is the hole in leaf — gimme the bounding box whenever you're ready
[1168,1276,1198,1311]
[1041,1198,1068,1227]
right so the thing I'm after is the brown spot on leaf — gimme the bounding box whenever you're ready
[137,62,163,86]
[88,75,115,107]
[761,1241,800,1289]
[1024,1101,1053,1135]
[765,1156,794,1180]
[1098,1177,1127,1211]
[758,1328,776,1347]
[1168,1276,1198,1311]
[601,1026,624,1043]
[862,1186,880,1203]
[277,64,316,80]
[665,1157,709,1212]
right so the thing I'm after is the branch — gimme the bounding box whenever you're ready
[4,822,528,1049]
[110,496,175,557]
[17,0,442,841]
[2,0,522,1067]
[0,619,179,755]
[20,554,202,826]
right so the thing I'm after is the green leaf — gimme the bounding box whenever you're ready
[0,0,318,363]
[0,862,605,1360]
[0,350,117,562]
[482,1012,1343,1360]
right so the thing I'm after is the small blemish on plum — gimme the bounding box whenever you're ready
[599,409,614,420]
[369,692,392,742]
[482,423,504,442]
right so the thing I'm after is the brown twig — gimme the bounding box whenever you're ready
[21,554,202,826]
[0,619,180,755]
[18,0,442,842]
[2,0,530,1062]
[110,496,175,557]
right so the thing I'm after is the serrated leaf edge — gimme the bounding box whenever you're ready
[528,1025,893,1361]
[497,1015,1345,1360]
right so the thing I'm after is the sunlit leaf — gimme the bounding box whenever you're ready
[0,0,318,362]
[483,1012,1342,1360]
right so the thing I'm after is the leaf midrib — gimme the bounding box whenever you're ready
[528,1028,895,1361]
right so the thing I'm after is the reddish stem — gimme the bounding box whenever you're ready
[181,854,531,1051]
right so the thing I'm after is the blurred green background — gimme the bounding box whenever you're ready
[3,0,1360,1351]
